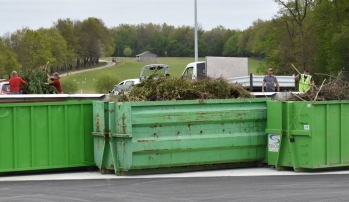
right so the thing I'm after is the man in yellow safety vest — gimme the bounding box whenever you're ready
[295,70,315,92]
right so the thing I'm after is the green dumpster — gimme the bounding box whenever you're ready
[92,98,269,175]
[266,100,349,171]
[0,101,95,173]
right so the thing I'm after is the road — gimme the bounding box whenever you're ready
[0,174,348,201]
[60,60,115,77]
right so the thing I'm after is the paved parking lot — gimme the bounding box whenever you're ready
[0,168,349,201]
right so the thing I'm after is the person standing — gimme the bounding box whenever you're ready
[45,72,63,94]
[262,68,280,92]
[295,70,315,92]
[9,70,27,94]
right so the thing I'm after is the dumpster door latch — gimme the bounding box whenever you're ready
[290,138,295,143]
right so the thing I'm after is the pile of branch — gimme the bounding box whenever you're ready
[289,69,349,101]
[20,68,57,94]
[110,74,254,102]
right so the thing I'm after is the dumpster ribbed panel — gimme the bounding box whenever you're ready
[111,99,268,171]
[0,101,95,173]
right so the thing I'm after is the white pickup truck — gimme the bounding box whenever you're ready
[181,56,248,80]
[181,56,295,92]
[112,64,170,95]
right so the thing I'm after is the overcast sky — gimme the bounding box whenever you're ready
[0,0,280,36]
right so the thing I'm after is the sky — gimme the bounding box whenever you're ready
[0,0,280,36]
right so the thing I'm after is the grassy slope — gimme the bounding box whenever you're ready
[61,57,263,93]
[248,58,264,74]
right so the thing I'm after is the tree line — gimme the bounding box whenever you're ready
[0,0,348,79]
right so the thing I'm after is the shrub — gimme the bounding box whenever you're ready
[123,47,132,57]
[94,73,120,94]
[61,76,78,94]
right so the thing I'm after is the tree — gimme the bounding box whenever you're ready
[38,28,70,73]
[275,0,313,69]
[75,18,114,66]
[223,32,241,56]
[313,0,349,75]
[123,47,132,57]
[0,38,21,77]
[53,18,80,69]
[5,28,54,70]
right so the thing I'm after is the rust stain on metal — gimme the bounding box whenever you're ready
[109,110,115,113]
[117,169,123,175]
[123,142,126,153]
[104,130,110,139]
[198,100,206,104]
[137,139,155,142]
[188,123,192,129]
[177,132,180,136]
[110,164,114,169]
[96,114,100,132]
[122,113,126,134]
[97,138,100,150]
[153,133,158,138]
[151,123,159,128]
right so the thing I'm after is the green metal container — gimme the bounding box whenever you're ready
[92,99,268,175]
[266,100,349,171]
[0,101,95,173]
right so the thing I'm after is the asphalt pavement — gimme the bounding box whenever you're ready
[0,174,348,202]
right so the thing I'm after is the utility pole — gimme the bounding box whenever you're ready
[194,0,198,62]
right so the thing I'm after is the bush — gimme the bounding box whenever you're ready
[94,73,120,94]
[61,76,78,94]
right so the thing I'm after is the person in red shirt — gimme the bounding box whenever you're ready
[45,72,63,93]
[9,70,27,94]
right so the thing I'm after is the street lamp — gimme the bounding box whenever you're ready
[194,0,198,62]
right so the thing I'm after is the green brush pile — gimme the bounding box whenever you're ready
[20,68,57,94]
[112,74,254,102]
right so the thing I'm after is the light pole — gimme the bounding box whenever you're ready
[194,0,198,62]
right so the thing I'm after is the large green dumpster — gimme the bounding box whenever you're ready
[92,98,268,175]
[266,100,349,171]
[0,101,95,173]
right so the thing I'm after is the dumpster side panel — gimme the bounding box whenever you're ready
[312,105,326,166]
[0,101,95,173]
[115,99,268,171]
[83,104,94,165]
[0,107,14,170]
[265,101,283,166]
[270,101,349,171]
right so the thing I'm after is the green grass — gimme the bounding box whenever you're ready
[248,58,264,74]
[62,57,263,93]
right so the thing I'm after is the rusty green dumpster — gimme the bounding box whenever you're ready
[92,98,269,175]
[266,100,349,171]
[0,101,95,173]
